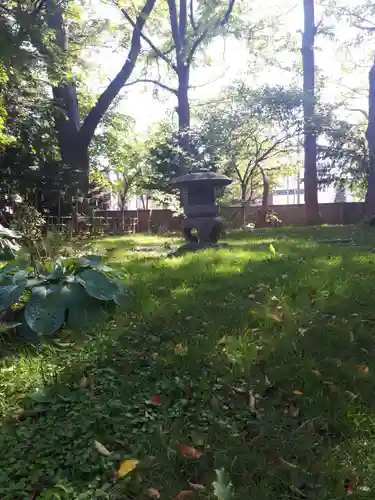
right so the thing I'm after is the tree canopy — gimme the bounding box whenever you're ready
[0,0,375,220]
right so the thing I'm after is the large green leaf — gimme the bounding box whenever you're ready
[63,283,105,329]
[77,269,118,301]
[78,255,102,268]
[24,285,66,335]
[46,260,65,280]
[114,283,132,307]
[0,282,26,312]
[12,270,29,283]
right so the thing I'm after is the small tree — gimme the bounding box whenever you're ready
[317,116,368,200]
[144,124,221,194]
[200,84,303,226]
[92,111,146,218]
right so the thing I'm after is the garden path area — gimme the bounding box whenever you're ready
[2,226,375,499]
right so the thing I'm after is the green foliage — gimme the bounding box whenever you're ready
[12,204,45,245]
[144,125,221,194]
[212,469,234,500]
[0,256,129,336]
[0,0,112,208]
[91,110,147,209]
[198,83,303,204]
[318,118,368,199]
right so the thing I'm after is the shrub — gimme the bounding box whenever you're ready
[0,255,129,335]
[11,204,45,246]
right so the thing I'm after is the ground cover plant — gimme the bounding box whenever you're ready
[1,226,375,499]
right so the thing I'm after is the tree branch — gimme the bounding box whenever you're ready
[77,0,157,151]
[124,78,177,95]
[121,6,177,71]
[179,0,188,51]
[345,9,375,28]
[167,0,182,58]
[347,108,369,119]
[189,0,197,31]
[187,0,236,65]
[254,135,291,165]
[353,24,375,32]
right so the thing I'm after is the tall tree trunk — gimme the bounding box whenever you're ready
[302,0,320,225]
[256,166,269,227]
[46,0,85,191]
[176,65,191,171]
[45,0,156,195]
[364,59,375,218]
[240,183,247,228]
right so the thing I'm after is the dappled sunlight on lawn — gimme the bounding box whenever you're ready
[2,227,375,497]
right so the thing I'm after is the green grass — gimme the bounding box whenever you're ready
[2,226,375,499]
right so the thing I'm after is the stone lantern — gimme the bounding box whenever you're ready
[171,170,232,248]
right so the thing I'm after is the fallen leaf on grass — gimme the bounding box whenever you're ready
[188,482,205,491]
[179,444,203,459]
[311,369,321,376]
[268,310,284,323]
[264,374,272,386]
[345,390,358,400]
[80,374,90,389]
[146,487,161,499]
[94,440,111,456]
[345,478,354,495]
[293,390,304,396]
[323,381,339,392]
[290,485,308,498]
[151,395,162,406]
[174,342,187,355]
[359,365,369,374]
[229,385,247,395]
[13,407,26,421]
[247,390,257,411]
[118,459,139,477]
[175,491,195,500]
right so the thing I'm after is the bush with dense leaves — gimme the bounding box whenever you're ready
[0,255,129,335]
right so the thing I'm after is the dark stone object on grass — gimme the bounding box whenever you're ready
[171,170,232,250]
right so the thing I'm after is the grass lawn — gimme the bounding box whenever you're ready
[2,226,375,499]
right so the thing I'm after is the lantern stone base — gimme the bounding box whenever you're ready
[182,216,224,244]
[168,216,228,256]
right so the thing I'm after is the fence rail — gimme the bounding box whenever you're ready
[45,215,138,236]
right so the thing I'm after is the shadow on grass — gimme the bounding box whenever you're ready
[2,229,375,498]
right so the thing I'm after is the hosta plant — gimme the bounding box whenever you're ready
[0,255,129,335]
[0,224,21,260]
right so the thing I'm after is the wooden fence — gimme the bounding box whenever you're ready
[45,214,138,236]
[43,203,366,236]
